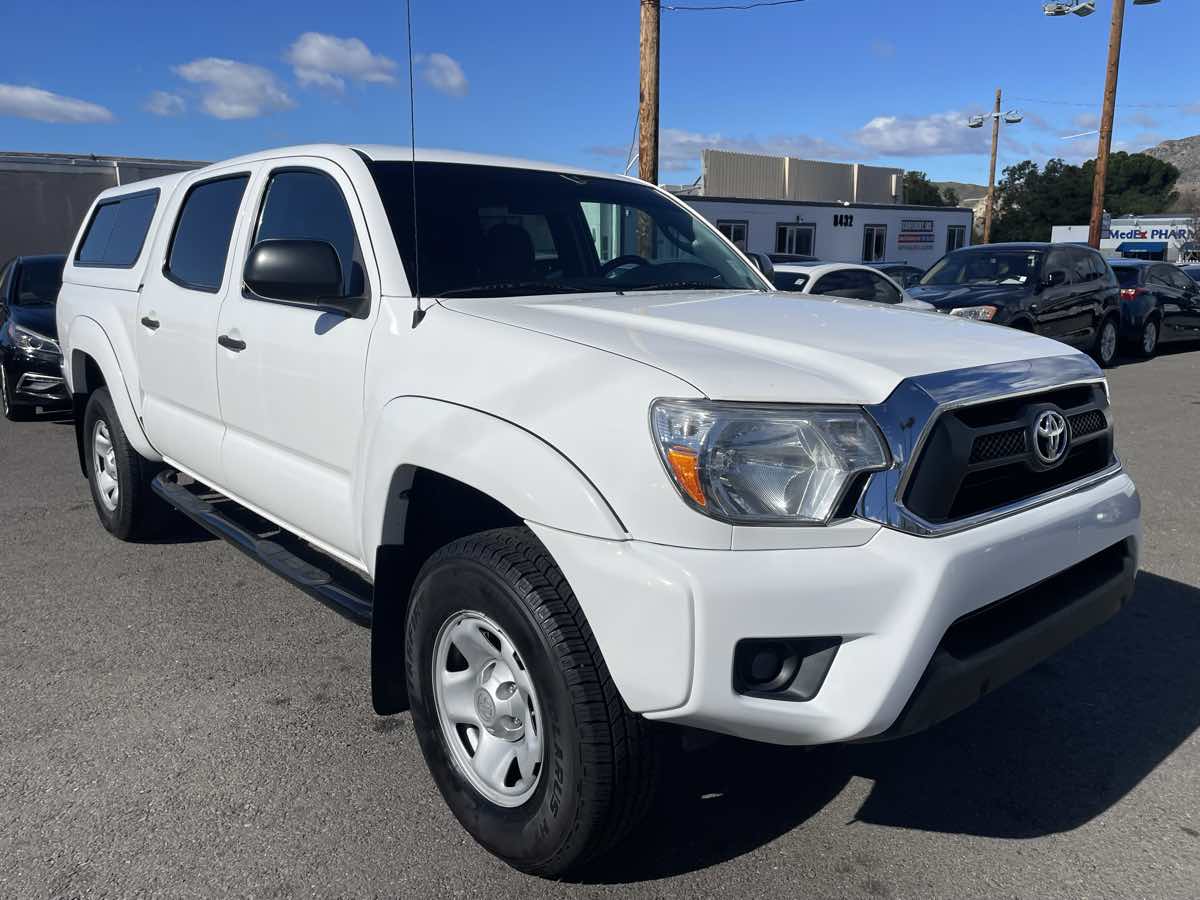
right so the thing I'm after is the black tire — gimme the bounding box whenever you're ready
[1091,315,1120,369]
[405,527,657,877]
[82,387,172,541]
[1,364,35,422]
[1133,316,1160,360]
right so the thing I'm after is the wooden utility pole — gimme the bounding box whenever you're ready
[638,0,660,186]
[982,88,1002,244]
[1089,0,1126,249]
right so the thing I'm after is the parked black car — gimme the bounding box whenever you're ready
[872,262,925,288]
[1107,259,1200,358]
[0,254,68,421]
[1179,264,1200,284]
[907,242,1122,367]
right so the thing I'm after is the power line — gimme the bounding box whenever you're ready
[663,0,806,11]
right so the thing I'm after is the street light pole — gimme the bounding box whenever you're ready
[983,88,1003,244]
[1088,0,1126,248]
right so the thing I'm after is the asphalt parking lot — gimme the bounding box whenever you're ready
[2,347,1198,899]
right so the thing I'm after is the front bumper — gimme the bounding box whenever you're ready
[3,350,69,407]
[531,469,1140,746]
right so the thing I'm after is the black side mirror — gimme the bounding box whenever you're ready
[243,239,366,318]
[1043,270,1067,288]
[744,250,775,283]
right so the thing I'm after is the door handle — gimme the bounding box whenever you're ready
[141,316,160,330]
[217,334,246,352]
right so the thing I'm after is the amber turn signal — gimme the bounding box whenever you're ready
[666,447,706,507]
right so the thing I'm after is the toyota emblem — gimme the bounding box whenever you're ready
[1032,409,1069,466]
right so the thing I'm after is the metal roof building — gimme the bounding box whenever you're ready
[0,151,205,264]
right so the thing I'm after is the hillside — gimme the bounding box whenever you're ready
[1141,135,1200,209]
[934,180,989,201]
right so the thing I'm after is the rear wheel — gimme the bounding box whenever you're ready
[1135,316,1159,359]
[1,364,35,422]
[1091,316,1119,368]
[83,388,172,540]
[405,527,657,877]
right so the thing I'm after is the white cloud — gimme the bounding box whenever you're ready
[1073,112,1099,130]
[286,32,397,92]
[590,127,859,173]
[1128,111,1159,130]
[173,58,295,120]
[0,83,113,123]
[144,90,185,117]
[855,111,990,157]
[417,53,468,97]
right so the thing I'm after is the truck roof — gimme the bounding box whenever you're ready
[162,143,639,186]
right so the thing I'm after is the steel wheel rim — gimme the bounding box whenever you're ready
[92,419,119,512]
[1143,321,1157,354]
[1101,321,1117,362]
[432,610,543,808]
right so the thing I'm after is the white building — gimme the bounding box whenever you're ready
[1051,214,1199,262]
[673,149,973,270]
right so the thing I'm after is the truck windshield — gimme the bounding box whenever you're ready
[367,161,765,298]
[921,250,1042,287]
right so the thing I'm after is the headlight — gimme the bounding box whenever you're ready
[6,321,61,359]
[650,400,890,525]
[948,305,999,321]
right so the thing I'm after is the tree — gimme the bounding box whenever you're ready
[990,152,1179,243]
[903,171,948,207]
[941,187,961,207]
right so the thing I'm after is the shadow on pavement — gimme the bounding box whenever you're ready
[582,571,1200,883]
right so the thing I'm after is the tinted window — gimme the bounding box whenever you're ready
[1069,249,1099,283]
[1111,266,1141,289]
[1182,265,1200,283]
[811,269,858,297]
[76,191,159,267]
[1164,267,1195,291]
[865,272,902,303]
[1044,250,1072,283]
[15,258,65,305]
[367,162,762,297]
[772,271,809,291]
[166,176,249,292]
[1147,266,1174,288]
[254,170,362,297]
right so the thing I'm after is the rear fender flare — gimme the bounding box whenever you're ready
[65,316,159,462]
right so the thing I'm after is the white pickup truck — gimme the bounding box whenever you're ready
[57,144,1141,877]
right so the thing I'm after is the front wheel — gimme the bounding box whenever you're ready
[1091,316,1119,369]
[83,388,172,540]
[405,527,657,877]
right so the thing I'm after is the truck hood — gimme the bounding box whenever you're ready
[906,283,1029,311]
[440,290,1077,405]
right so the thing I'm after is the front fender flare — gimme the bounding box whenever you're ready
[66,316,160,462]
[358,396,626,567]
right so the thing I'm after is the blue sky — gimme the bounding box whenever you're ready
[3,0,1198,185]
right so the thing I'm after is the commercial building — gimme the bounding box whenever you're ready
[1051,214,1198,262]
[674,149,973,270]
[0,151,205,264]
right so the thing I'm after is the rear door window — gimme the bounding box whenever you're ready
[76,191,159,268]
[165,175,250,292]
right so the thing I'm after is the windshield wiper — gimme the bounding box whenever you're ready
[434,281,584,299]
[624,280,734,292]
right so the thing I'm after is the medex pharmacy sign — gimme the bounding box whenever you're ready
[1105,224,1195,241]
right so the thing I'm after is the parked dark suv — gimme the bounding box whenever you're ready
[1108,259,1200,358]
[908,242,1122,367]
[0,254,68,421]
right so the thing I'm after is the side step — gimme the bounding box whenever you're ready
[151,471,373,625]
